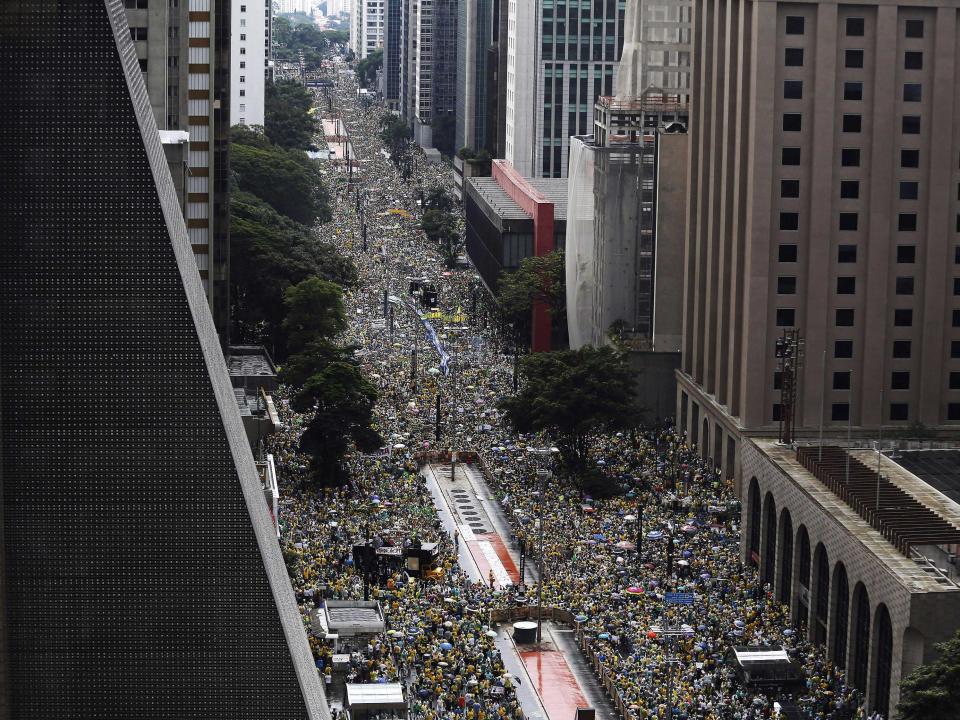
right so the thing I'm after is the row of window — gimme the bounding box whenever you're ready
[779,180,925,201]
[785,15,924,39]
[782,146,925,168]
[774,401,959,422]
[783,80,921,104]
[780,211,924,232]
[786,48,924,71]
[777,244,960,265]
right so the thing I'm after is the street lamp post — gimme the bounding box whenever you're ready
[527,446,558,648]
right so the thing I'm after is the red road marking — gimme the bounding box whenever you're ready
[487,534,520,583]
[519,649,589,720]
[464,534,519,589]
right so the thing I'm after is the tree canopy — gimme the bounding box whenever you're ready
[356,49,383,89]
[265,80,317,150]
[500,345,639,475]
[897,629,960,720]
[380,113,409,161]
[272,16,332,69]
[497,251,566,343]
[232,141,330,226]
[230,191,356,356]
[280,279,382,485]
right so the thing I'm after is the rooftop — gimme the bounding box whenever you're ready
[754,439,960,593]
[323,600,386,635]
[468,177,568,223]
[345,683,405,708]
[892,450,960,505]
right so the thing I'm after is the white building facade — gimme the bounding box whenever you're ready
[231,0,267,127]
[350,0,384,58]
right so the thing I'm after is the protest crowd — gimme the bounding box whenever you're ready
[268,58,877,720]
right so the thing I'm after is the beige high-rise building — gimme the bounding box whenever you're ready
[678,0,960,480]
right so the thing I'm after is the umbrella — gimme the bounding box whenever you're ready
[626,586,644,596]
[592,533,606,541]
[615,541,636,551]
[486,630,498,638]
[575,614,588,623]
[440,642,453,651]
[647,530,664,540]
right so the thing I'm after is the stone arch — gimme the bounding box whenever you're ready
[762,492,777,585]
[778,508,793,606]
[872,603,893,717]
[850,582,871,693]
[794,525,811,631]
[701,417,710,459]
[747,477,761,567]
[811,542,829,646]
[830,561,850,670]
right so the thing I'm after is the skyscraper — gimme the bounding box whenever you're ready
[232,0,268,127]
[455,0,495,153]
[505,0,625,178]
[0,2,326,717]
[679,0,960,480]
[616,0,692,101]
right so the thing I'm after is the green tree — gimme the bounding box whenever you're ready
[497,251,566,343]
[356,49,383,88]
[290,359,382,484]
[230,191,356,356]
[282,277,348,354]
[265,80,317,149]
[500,346,639,474]
[232,141,330,225]
[379,113,409,161]
[898,629,960,720]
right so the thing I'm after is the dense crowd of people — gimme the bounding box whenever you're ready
[268,58,875,720]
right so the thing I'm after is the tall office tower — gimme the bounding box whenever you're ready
[430,0,458,154]
[616,0,691,101]
[455,0,495,153]
[505,0,625,178]
[0,2,326,718]
[352,0,384,58]
[265,0,274,81]
[383,0,402,109]
[679,0,960,480]
[124,0,231,345]
[232,0,267,126]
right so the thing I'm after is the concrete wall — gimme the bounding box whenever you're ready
[629,350,681,424]
[652,131,687,352]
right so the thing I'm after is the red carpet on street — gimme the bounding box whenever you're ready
[520,649,589,720]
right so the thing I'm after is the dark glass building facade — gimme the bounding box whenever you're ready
[0,2,324,717]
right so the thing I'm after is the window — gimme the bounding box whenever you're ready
[900,182,918,200]
[903,83,922,102]
[780,212,799,231]
[844,82,863,101]
[893,340,912,358]
[956,246,960,264]
[241,4,246,10]
[240,33,246,40]
[905,20,924,38]
[890,403,909,421]
[240,89,246,96]
[240,61,245,68]
[949,404,960,421]
[954,309,960,327]
[838,245,857,263]
[894,309,913,326]
[835,340,853,358]
[891,371,910,390]
[783,147,801,165]
[781,180,800,198]
[776,309,796,326]
[138,58,148,72]
[124,0,148,7]
[240,47,246,55]
[846,17,864,36]
[774,371,783,390]
[240,75,245,83]
[839,213,858,231]
[833,372,851,390]
[845,50,864,69]
[837,276,856,294]
[951,372,960,390]
[778,277,797,294]
[902,116,920,134]
[897,246,916,263]
[784,81,803,99]
[779,244,798,263]
[786,16,805,34]
[898,213,917,232]
[842,148,861,166]
[239,103,245,112]
[954,341,960,359]
[901,149,919,168]
[832,403,850,421]
[896,276,915,294]
[955,278,960,295]
[130,27,147,41]
[905,51,923,70]
[843,114,862,133]
[772,404,783,422]
[785,48,804,66]
[840,181,859,199]
[783,113,802,132]
[836,308,855,326]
